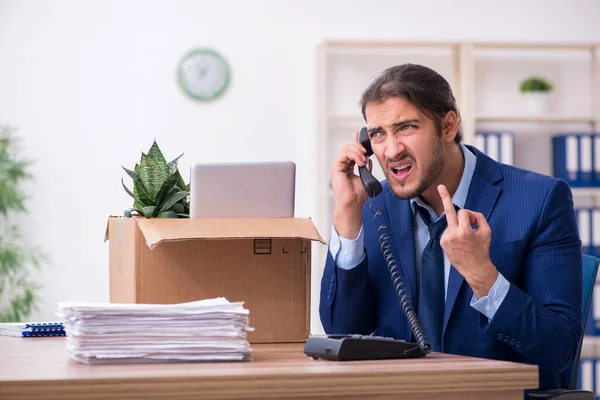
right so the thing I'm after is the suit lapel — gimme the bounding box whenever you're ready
[443,146,503,335]
[384,191,417,340]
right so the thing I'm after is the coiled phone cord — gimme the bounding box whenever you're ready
[370,201,432,355]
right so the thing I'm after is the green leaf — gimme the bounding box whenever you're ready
[121,179,135,199]
[124,208,144,217]
[142,206,156,218]
[173,169,187,194]
[167,185,181,198]
[177,213,190,218]
[158,210,178,218]
[134,200,146,210]
[155,171,183,208]
[133,164,153,206]
[124,165,155,206]
[147,141,169,176]
[139,153,169,200]
[167,153,184,174]
[169,203,185,214]
[122,165,138,180]
[160,191,189,214]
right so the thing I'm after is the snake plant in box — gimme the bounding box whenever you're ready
[122,141,190,218]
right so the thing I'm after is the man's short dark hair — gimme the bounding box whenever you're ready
[360,63,463,144]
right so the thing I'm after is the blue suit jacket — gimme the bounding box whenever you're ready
[320,145,583,392]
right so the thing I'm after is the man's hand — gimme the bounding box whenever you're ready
[331,131,372,240]
[437,184,498,299]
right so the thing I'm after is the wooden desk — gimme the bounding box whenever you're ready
[0,336,537,399]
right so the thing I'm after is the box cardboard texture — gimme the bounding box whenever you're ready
[104,217,325,343]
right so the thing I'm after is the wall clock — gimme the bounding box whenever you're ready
[177,48,230,101]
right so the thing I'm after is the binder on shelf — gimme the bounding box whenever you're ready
[581,134,594,186]
[553,134,580,186]
[500,133,514,166]
[589,281,600,337]
[475,131,514,166]
[576,206,600,336]
[576,358,595,393]
[553,133,599,187]
[593,209,600,256]
[586,283,600,337]
[475,133,485,157]
[594,134,600,187]
[578,208,592,255]
[585,304,597,336]
[487,134,499,162]
[0,322,65,337]
[575,206,600,256]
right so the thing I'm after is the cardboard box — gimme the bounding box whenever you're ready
[104,216,325,343]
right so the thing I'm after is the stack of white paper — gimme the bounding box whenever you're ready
[56,297,253,365]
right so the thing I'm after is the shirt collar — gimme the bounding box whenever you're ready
[410,143,477,219]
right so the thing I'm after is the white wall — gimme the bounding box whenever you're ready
[1,0,599,333]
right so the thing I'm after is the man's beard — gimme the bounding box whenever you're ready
[384,136,445,200]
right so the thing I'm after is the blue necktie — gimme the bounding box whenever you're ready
[415,205,448,352]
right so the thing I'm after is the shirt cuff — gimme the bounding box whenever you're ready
[470,272,510,321]
[329,224,365,270]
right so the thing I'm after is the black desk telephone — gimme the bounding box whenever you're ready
[304,127,432,361]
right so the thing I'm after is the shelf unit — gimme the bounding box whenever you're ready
[312,39,600,334]
[573,188,600,198]
[476,115,598,124]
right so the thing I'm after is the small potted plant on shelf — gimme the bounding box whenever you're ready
[519,75,554,115]
[121,140,190,218]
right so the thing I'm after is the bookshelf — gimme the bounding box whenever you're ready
[475,115,598,124]
[312,39,600,335]
[573,188,600,198]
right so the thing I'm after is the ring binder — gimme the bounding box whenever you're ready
[0,322,65,337]
[475,131,515,166]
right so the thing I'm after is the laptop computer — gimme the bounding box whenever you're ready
[189,161,296,218]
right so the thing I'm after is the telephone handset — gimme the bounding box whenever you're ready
[358,127,383,198]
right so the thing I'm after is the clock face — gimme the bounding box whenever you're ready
[177,49,230,101]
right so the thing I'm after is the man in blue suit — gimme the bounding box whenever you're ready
[320,63,582,395]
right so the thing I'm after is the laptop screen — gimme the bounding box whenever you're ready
[189,161,296,218]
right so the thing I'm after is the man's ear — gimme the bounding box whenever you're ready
[442,111,458,143]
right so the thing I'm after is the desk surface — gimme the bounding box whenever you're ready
[0,336,538,400]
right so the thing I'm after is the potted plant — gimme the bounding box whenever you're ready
[519,76,554,115]
[0,124,45,322]
[121,140,190,218]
